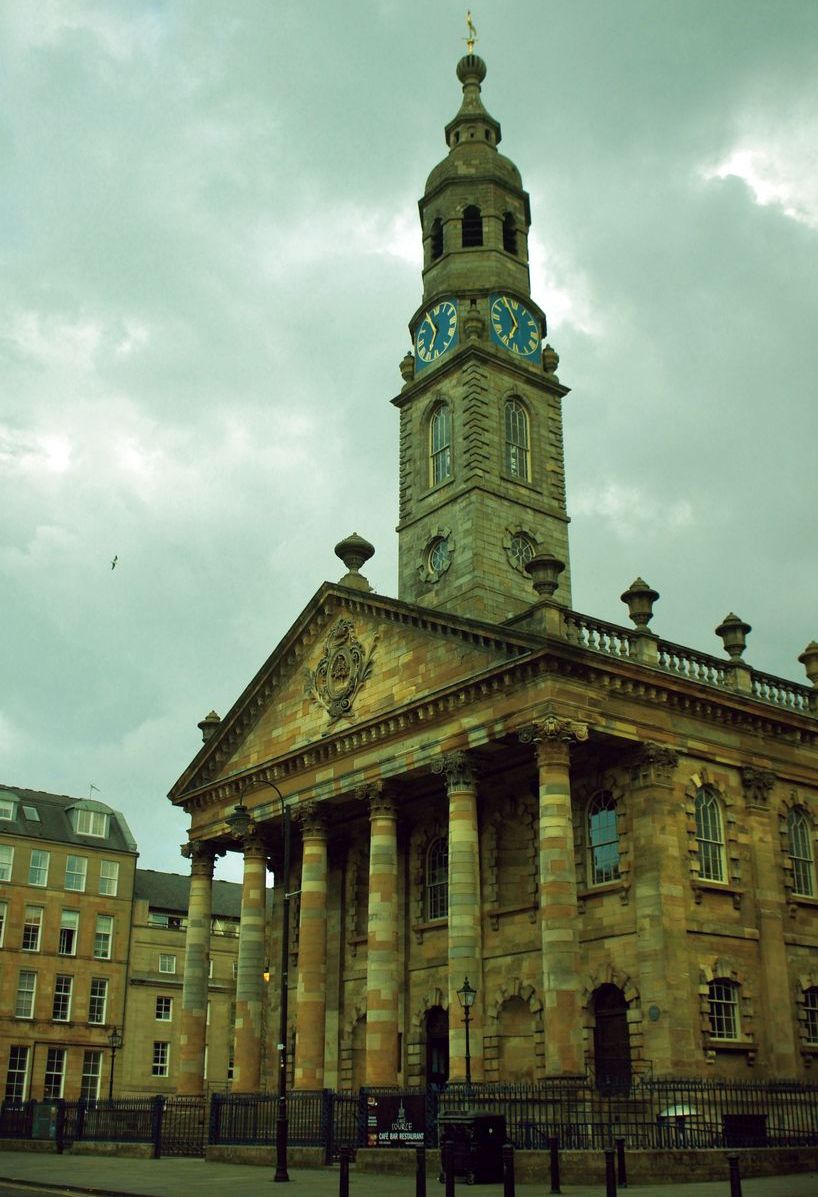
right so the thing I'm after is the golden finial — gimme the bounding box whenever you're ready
[465,10,477,54]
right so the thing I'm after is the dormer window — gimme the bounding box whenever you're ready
[71,807,109,838]
[430,218,443,261]
[461,205,483,248]
[0,796,16,820]
[503,212,517,255]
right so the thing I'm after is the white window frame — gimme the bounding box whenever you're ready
[788,808,815,898]
[155,996,173,1021]
[159,953,176,975]
[504,397,530,480]
[5,1045,30,1101]
[0,798,15,820]
[88,977,108,1025]
[429,403,452,486]
[152,1041,170,1077]
[72,808,109,838]
[28,849,50,887]
[58,910,79,956]
[80,1050,102,1101]
[43,1047,66,1099]
[0,844,14,882]
[695,787,726,883]
[587,791,621,886]
[99,859,120,897]
[0,899,7,948]
[15,970,37,1019]
[52,974,73,1022]
[708,978,740,1041]
[21,905,44,953]
[65,855,88,892]
[93,914,114,960]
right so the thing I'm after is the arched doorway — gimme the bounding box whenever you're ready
[425,1006,449,1086]
[592,984,631,1093]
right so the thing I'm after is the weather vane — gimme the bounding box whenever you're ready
[465,10,477,53]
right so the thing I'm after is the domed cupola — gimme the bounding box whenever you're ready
[418,53,534,307]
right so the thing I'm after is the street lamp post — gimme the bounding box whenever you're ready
[107,1027,123,1101]
[456,977,477,1092]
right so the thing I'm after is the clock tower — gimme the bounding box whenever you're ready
[393,53,572,624]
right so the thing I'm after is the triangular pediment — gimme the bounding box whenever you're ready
[169,583,541,803]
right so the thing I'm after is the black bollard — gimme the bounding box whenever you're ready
[502,1143,515,1197]
[727,1153,742,1197]
[442,1140,455,1197]
[605,1147,617,1197]
[415,1145,427,1197]
[548,1135,561,1194]
[338,1144,351,1197]
[615,1136,627,1188]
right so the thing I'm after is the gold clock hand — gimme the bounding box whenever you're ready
[502,296,518,337]
[426,314,437,347]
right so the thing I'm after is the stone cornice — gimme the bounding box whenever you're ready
[390,341,570,410]
[174,635,817,815]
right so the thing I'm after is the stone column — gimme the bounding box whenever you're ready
[364,786,400,1085]
[435,750,484,1082]
[629,743,697,1072]
[178,842,216,1095]
[293,803,329,1089]
[232,834,268,1093]
[520,712,587,1076]
[742,767,798,1074]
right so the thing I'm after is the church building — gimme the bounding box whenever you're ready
[168,50,818,1097]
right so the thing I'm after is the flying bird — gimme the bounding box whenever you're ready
[111,555,118,570]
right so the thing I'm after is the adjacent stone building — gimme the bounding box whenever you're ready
[168,53,818,1096]
[0,785,242,1100]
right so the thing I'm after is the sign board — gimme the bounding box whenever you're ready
[365,1094,426,1148]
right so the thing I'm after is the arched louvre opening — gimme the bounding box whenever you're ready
[461,205,483,247]
[592,984,631,1094]
[430,217,443,260]
[502,211,517,254]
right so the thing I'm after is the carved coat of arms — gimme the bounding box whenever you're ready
[306,618,378,722]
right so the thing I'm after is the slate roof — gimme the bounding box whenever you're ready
[134,868,243,918]
[0,784,138,854]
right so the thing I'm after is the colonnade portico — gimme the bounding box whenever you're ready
[179,716,592,1092]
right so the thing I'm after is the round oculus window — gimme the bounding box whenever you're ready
[428,537,451,574]
[509,533,535,569]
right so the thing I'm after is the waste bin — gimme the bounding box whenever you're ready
[438,1112,506,1184]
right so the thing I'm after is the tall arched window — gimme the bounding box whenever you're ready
[587,791,620,886]
[429,403,452,486]
[430,217,443,261]
[708,978,740,1040]
[504,398,529,479]
[502,211,517,255]
[695,787,725,882]
[804,987,818,1045]
[788,807,815,897]
[426,837,448,920]
[461,205,483,247]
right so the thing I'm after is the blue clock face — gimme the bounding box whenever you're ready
[416,299,458,368]
[489,294,540,358]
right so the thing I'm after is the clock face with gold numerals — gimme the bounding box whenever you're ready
[489,293,540,358]
[415,299,458,366]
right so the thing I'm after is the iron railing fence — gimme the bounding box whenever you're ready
[4,1077,818,1155]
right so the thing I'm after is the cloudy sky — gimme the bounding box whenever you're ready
[2,0,817,883]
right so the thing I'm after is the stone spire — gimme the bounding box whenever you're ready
[444,53,502,149]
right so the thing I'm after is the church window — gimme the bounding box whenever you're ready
[502,211,517,254]
[508,533,535,570]
[804,988,818,1044]
[504,398,529,479]
[588,791,621,885]
[430,218,443,261]
[695,787,725,882]
[428,537,451,575]
[461,205,483,248]
[430,403,452,486]
[426,837,448,920]
[787,807,815,897]
[708,978,740,1040]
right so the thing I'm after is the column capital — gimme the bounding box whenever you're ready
[741,765,776,809]
[180,841,220,878]
[432,749,477,790]
[519,710,588,764]
[242,834,268,861]
[295,800,328,838]
[629,741,679,789]
[357,782,398,820]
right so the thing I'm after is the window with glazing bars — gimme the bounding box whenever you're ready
[426,837,448,920]
[152,1042,169,1077]
[59,910,79,956]
[28,849,49,886]
[430,404,452,486]
[504,398,529,479]
[21,906,43,952]
[788,808,815,897]
[0,844,14,882]
[588,791,621,885]
[695,788,725,882]
[52,975,73,1022]
[5,1046,29,1101]
[708,979,739,1040]
[94,914,113,959]
[65,855,87,891]
[88,978,108,1024]
[81,1051,102,1100]
[99,859,119,896]
[43,1048,65,1099]
[15,971,37,1019]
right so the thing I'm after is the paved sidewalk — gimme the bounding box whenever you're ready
[0,1151,816,1197]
